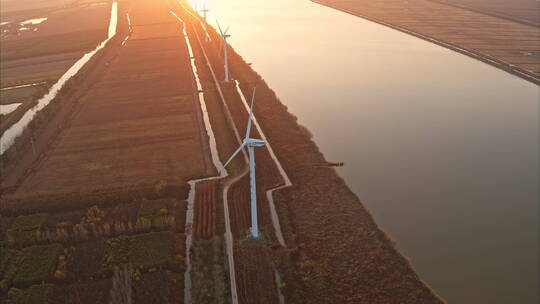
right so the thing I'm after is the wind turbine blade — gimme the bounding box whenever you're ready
[216,19,223,35]
[224,25,231,35]
[245,87,257,138]
[224,143,246,168]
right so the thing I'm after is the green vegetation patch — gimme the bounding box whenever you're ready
[10,214,48,231]
[132,271,170,303]
[7,284,55,304]
[1,247,19,281]
[103,231,173,270]
[6,230,38,246]
[138,200,169,219]
[191,238,227,303]
[6,214,48,246]
[12,244,61,287]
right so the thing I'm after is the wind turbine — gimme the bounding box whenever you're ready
[201,4,208,22]
[223,87,265,238]
[216,20,231,83]
[200,4,210,41]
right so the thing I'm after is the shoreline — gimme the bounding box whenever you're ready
[310,0,539,85]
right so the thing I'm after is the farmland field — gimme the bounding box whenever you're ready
[0,1,112,132]
[313,0,540,82]
[0,197,187,303]
[1,2,111,85]
[8,1,211,196]
[431,0,539,26]
[1,1,212,301]
[0,0,74,16]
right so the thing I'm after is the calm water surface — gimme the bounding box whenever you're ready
[191,0,540,302]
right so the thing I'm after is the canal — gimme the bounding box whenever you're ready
[190,0,540,302]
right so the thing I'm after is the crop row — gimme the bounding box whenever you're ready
[193,180,218,239]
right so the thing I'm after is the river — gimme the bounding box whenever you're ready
[189,0,540,303]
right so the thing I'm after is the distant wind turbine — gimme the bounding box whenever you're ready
[223,87,264,238]
[201,4,208,22]
[217,20,231,83]
[200,4,209,41]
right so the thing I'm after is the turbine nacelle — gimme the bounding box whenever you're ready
[216,20,230,37]
[244,138,265,147]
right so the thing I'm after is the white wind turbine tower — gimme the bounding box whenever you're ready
[217,20,231,83]
[223,87,265,238]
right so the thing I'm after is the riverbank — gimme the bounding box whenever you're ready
[311,0,539,84]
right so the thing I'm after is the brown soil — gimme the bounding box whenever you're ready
[234,243,280,304]
[0,3,129,193]
[1,0,213,198]
[227,176,250,237]
[0,3,112,135]
[1,0,76,17]
[0,53,79,87]
[193,180,218,240]
[430,0,539,27]
[1,3,110,82]
[313,0,539,84]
